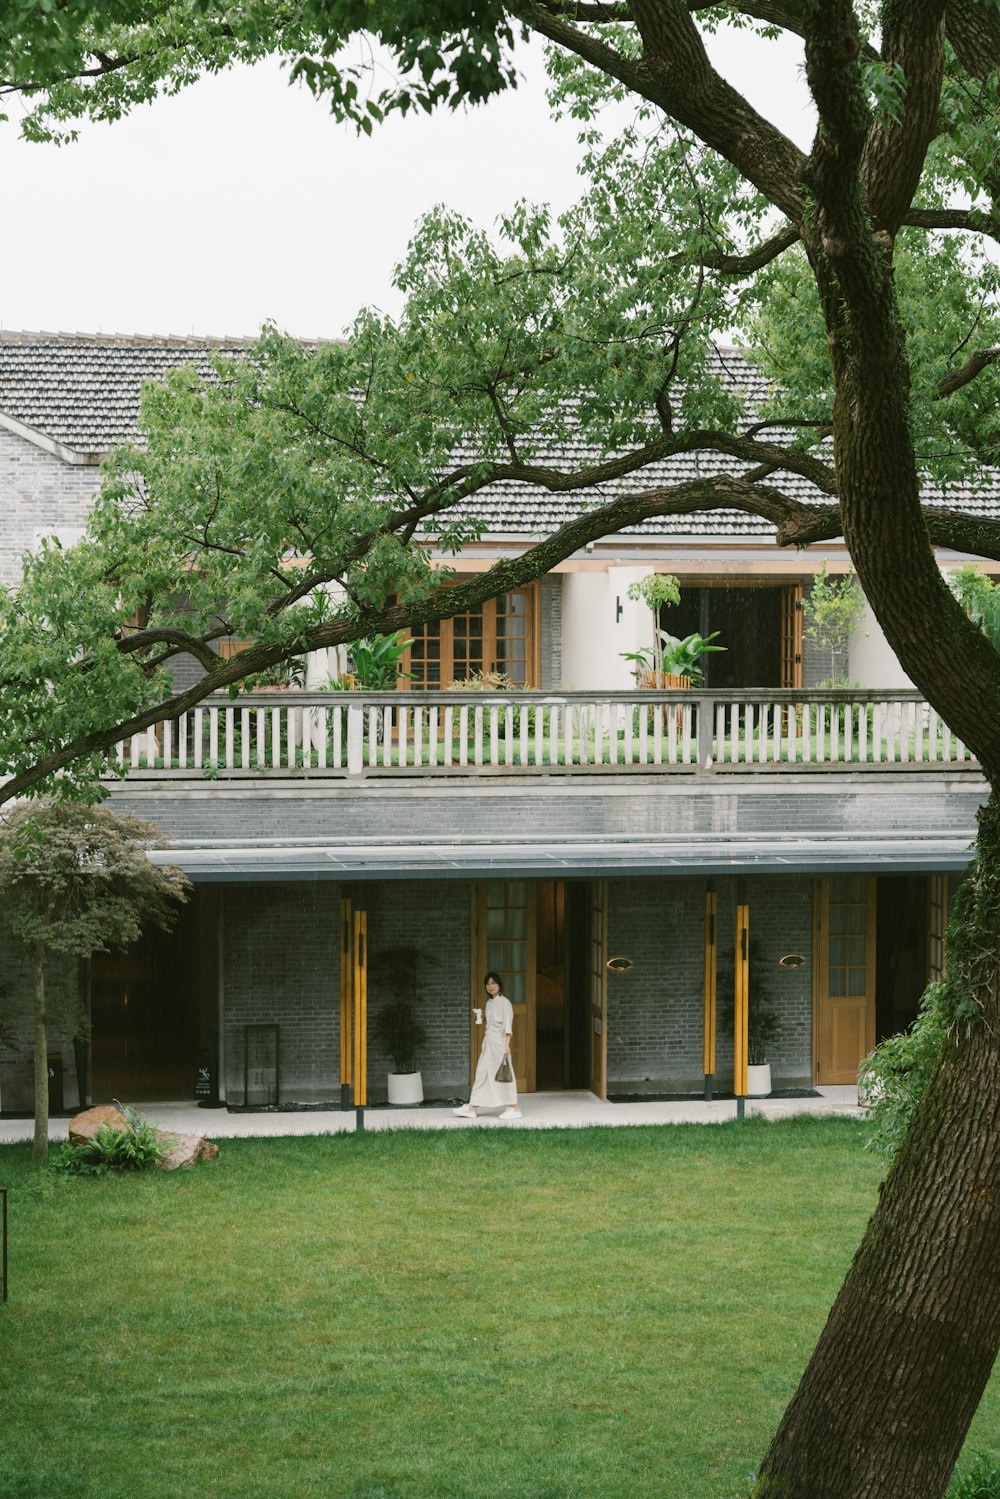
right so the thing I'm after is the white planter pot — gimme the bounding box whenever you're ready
[746,1063,772,1099]
[387,1071,424,1106]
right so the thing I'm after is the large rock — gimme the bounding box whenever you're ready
[68,1105,127,1145]
[67,1106,219,1170]
[155,1132,220,1171]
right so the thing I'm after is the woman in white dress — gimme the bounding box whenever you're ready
[453,972,522,1120]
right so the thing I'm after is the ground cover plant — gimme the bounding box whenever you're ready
[0,1118,996,1499]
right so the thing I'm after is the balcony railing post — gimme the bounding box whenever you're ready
[347,703,364,776]
[697,694,715,767]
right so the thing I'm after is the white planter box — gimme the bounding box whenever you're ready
[387,1071,424,1106]
[746,1063,772,1098]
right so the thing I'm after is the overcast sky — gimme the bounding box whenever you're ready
[0,26,812,341]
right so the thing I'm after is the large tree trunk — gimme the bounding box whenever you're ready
[755,798,1000,1498]
[751,12,1000,1489]
[31,941,49,1162]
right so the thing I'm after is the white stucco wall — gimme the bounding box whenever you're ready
[560,565,656,690]
[849,603,915,689]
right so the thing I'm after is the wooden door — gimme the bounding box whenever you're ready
[780,584,804,689]
[813,875,877,1084]
[588,880,608,1099]
[473,881,536,1092]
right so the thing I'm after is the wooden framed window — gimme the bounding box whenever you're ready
[927,875,948,982]
[404,581,540,689]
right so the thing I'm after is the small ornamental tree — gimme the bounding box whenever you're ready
[801,564,867,687]
[625,573,682,679]
[0,799,191,1160]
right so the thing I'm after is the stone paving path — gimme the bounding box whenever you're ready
[0,1087,862,1145]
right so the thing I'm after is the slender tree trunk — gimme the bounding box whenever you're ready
[755,798,1000,1498]
[31,941,49,1162]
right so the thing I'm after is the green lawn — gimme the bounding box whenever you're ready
[1,1118,997,1499]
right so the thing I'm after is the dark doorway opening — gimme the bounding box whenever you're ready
[533,881,590,1090]
[534,881,565,1090]
[90,897,205,1102]
[875,875,928,1043]
[660,586,783,689]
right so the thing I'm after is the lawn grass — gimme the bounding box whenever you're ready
[1,1117,997,1499]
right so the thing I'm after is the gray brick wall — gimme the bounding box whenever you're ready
[0,428,99,587]
[361,880,472,1096]
[220,878,472,1104]
[540,574,563,689]
[110,773,986,848]
[606,874,813,1092]
[222,882,341,1104]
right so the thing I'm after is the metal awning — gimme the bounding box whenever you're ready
[147,830,975,881]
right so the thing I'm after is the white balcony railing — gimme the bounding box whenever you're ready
[111,688,978,780]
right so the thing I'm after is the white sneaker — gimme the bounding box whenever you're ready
[452,1104,477,1119]
[499,1107,522,1120]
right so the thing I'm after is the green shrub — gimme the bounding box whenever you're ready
[859,984,949,1157]
[49,1102,165,1176]
[947,1456,1000,1499]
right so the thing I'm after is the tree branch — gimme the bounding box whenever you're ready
[861,2,947,234]
[7,471,1000,806]
[936,346,1000,399]
[526,0,808,221]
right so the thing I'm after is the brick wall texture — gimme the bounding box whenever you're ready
[220,879,471,1103]
[0,428,99,586]
[540,574,563,689]
[606,875,813,1091]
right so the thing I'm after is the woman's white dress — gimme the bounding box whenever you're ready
[469,994,518,1108]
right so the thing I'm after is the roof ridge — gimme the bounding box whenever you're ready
[0,330,254,347]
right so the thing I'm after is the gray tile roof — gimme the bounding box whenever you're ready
[1,332,997,539]
[0,331,250,452]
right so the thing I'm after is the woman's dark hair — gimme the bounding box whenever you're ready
[483,971,504,994]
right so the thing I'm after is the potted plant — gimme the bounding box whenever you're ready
[368,943,433,1105]
[371,998,429,1104]
[747,1006,781,1098]
[659,630,726,686]
[623,573,685,687]
[621,575,725,688]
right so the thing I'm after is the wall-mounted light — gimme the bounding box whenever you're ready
[607,956,634,973]
[779,953,806,969]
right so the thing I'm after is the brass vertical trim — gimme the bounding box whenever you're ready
[734,905,750,1098]
[703,891,718,1077]
[353,909,367,1107]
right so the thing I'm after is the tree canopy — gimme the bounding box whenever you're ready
[0,798,190,1156]
[3,23,1000,799]
[3,4,1000,1496]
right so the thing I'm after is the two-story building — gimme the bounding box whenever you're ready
[0,333,991,1114]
